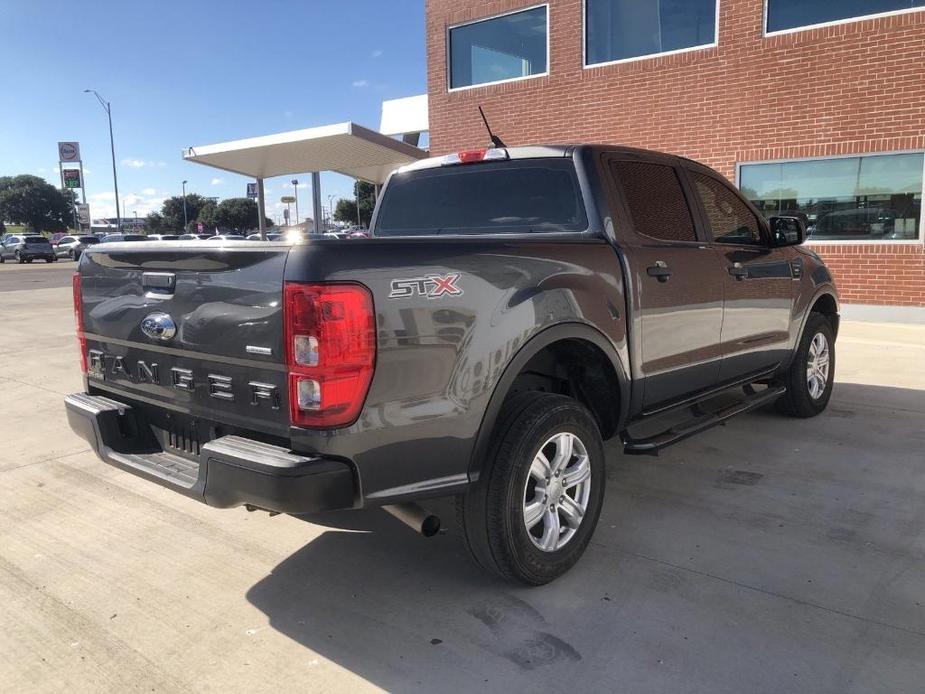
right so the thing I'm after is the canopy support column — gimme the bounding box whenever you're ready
[256,177,267,240]
[311,171,322,235]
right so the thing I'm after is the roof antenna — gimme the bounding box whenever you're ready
[478,106,506,148]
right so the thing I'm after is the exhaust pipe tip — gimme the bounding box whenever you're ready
[383,503,441,537]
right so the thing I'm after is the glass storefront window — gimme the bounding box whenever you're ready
[767,0,925,33]
[448,6,547,89]
[739,153,924,241]
[585,0,716,65]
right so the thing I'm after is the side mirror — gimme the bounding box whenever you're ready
[769,216,806,247]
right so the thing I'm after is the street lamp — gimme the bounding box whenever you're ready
[327,194,336,231]
[84,89,122,232]
[291,179,299,227]
[182,180,188,230]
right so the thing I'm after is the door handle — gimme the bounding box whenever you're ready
[728,263,749,281]
[646,261,671,283]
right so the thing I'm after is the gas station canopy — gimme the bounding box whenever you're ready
[182,121,427,184]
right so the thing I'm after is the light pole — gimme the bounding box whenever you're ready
[327,194,336,231]
[182,180,188,230]
[291,179,299,226]
[84,89,122,232]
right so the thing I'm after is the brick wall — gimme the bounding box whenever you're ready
[425,0,925,306]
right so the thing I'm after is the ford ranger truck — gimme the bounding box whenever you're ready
[65,145,839,584]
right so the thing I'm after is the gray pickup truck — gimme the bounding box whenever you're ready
[65,145,838,584]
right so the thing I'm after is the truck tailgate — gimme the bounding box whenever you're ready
[78,242,291,437]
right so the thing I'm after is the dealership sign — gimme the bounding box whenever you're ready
[63,169,82,188]
[58,141,81,162]
[246,183,257,199]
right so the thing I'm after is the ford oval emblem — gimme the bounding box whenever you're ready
[141,312,177,341]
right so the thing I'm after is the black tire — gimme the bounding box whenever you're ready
[45,257,54,263]
[68,249,76,261]
[457,393,606,585]
[777,313,835,418]
[16,251,24,264]
[0,254,4,263]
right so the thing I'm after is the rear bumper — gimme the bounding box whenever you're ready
[64,392,356,514]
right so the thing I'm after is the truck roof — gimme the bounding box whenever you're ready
[393,143,694,175]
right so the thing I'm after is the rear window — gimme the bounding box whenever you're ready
[25,236,50,244]
[375,159,588,236]
[79,236,100,244]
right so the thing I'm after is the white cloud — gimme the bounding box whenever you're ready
[120,159,168,169]
[85,190,167,219]
[142,187,157,196]
[351,79,369,88]
[371,49,383,58]
[211,177,224,186]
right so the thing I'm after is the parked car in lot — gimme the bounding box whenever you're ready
[55,235,101,260]
[66,144,839,584]
[246,233,283,241]
[0,235,56,263]
[206,234,246,241]
[178,233,212,240]
[147,234,180,241]
[100,234,148,243]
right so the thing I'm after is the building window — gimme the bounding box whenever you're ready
[766,0,925,33]
[585,0,717,66]
[739,153,924,242]
[448,6,548,90]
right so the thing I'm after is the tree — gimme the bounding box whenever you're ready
[333,180,375,227]
[159,194,209,231]
[214,197,266,232]
[0,175,74,232]
[196,198,218,231]
[145,211,168,234]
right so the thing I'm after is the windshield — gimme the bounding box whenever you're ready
[25,236,50,244]
[375,158,588,236]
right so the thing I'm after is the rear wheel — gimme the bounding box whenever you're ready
[15,251,24,264]
[457,393,606,585]
[777,313,835,418]
[68,249,76,260]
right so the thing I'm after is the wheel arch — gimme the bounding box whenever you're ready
[467,322,629,483]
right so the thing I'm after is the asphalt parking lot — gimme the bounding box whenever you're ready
[1,260,923,693]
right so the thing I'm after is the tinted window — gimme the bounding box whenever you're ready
[25,236,50,245]
[59,237,75,244]
[691,172,763,245]
[449,7,547,89]
[610,160,697,242]
[586,0,717,64]
[79,236,99,244]
[767,0,923,32]
[740,153,923,241]
[376,159,588,236]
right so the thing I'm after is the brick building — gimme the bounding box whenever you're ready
[424,0,925,315]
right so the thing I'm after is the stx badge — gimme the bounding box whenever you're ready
[389,273,463,299]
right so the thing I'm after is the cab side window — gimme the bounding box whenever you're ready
[691,172,763,245]
[610,160,697,243]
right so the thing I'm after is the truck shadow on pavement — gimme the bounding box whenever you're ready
[245,382,925,693]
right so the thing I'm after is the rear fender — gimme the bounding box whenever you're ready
[467,322,629,483]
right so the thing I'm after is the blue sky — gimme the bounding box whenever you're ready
[0,0,425,223]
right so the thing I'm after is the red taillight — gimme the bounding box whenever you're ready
[284,282,376,428]
[441,148,509,166]
[457,148,486,163]
[72,273,87,374]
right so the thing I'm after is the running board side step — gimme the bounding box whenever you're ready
[623,385,786,456]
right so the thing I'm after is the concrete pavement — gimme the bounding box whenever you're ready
[0,272,923,693]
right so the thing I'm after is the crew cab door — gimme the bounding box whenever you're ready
[685,166,796,381]
[606,155,725,410]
